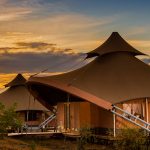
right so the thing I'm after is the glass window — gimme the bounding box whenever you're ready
[25,110,38,121]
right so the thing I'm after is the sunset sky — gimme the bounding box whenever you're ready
[0,0,150,88]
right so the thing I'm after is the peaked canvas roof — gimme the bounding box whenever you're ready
[27,32,150,110]
[0,74,49,111]
[5,73,26,87]
[86,32,144,58]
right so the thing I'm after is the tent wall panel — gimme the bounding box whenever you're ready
[57,103,65,130]
[90,103,113,128]
[57,102,113,130]
[79,102,91,128]
[70,102,80,130]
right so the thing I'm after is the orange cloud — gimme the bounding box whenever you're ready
[0,10,32,21]
[129,40,150,55]
[0,12,117,53]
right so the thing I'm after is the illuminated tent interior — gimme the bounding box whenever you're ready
[27,32,150,132]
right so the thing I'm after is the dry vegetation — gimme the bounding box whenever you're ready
[0,137,108,150]
[0,137,110,150]
[0,137,47,150]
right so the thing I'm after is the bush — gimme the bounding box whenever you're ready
[77,127,96,150]
[0,102,22,136]
[113,128,150,150]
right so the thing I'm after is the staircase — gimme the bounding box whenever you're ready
[111,105,150,132]
[39,113,56,129]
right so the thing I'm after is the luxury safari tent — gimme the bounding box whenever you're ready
[27,32,150,135]
[0,74,52,129]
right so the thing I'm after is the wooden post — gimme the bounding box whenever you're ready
[67,94,70,130]
[113,109,116,137]
[27,93,31,122]
[27,111,29,122]
[146,98,149,123]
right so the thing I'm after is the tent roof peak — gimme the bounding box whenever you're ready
[5,73,26,87]
[86,32,145,58]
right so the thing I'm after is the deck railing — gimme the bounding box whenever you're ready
[111,105,150,132]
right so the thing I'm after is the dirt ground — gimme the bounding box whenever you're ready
[0,137,111,150]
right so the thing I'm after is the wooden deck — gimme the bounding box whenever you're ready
[7,131,116,146]
[8,131,80,138]
[8,131,60,137]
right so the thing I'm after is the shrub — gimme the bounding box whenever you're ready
[0,102,22,137]
[113,128,150,150]
[77,127,96,150]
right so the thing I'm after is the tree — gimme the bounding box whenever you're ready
[0,102,22,136]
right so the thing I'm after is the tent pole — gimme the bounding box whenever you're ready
[26,92,31,131]
[27,111,29,122]
[67,93,70,130]
[146,98,149,123]
[113,109,116,137]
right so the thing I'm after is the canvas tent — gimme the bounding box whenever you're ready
[0,74,50,127]
[27,32,150,132]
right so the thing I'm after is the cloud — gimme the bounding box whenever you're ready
[0,0,7,5]
[0,51,86,73]
[127,26,150,36]
[0,0,67,22]
[0,41,75,54]
[0,9,117,52]
[0,40,81,75]
[16,42,57,52]
[141,58,150,64]
[0,0,119,56]
[0,0,33,22]
[16,42,56,49]
[3,1,149,75]
[0,9,32,21]
[130,40,150,48]
[129,40,150,56]
[0,47,20,54]
[138,55,150,64]
[5,0,52,7]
